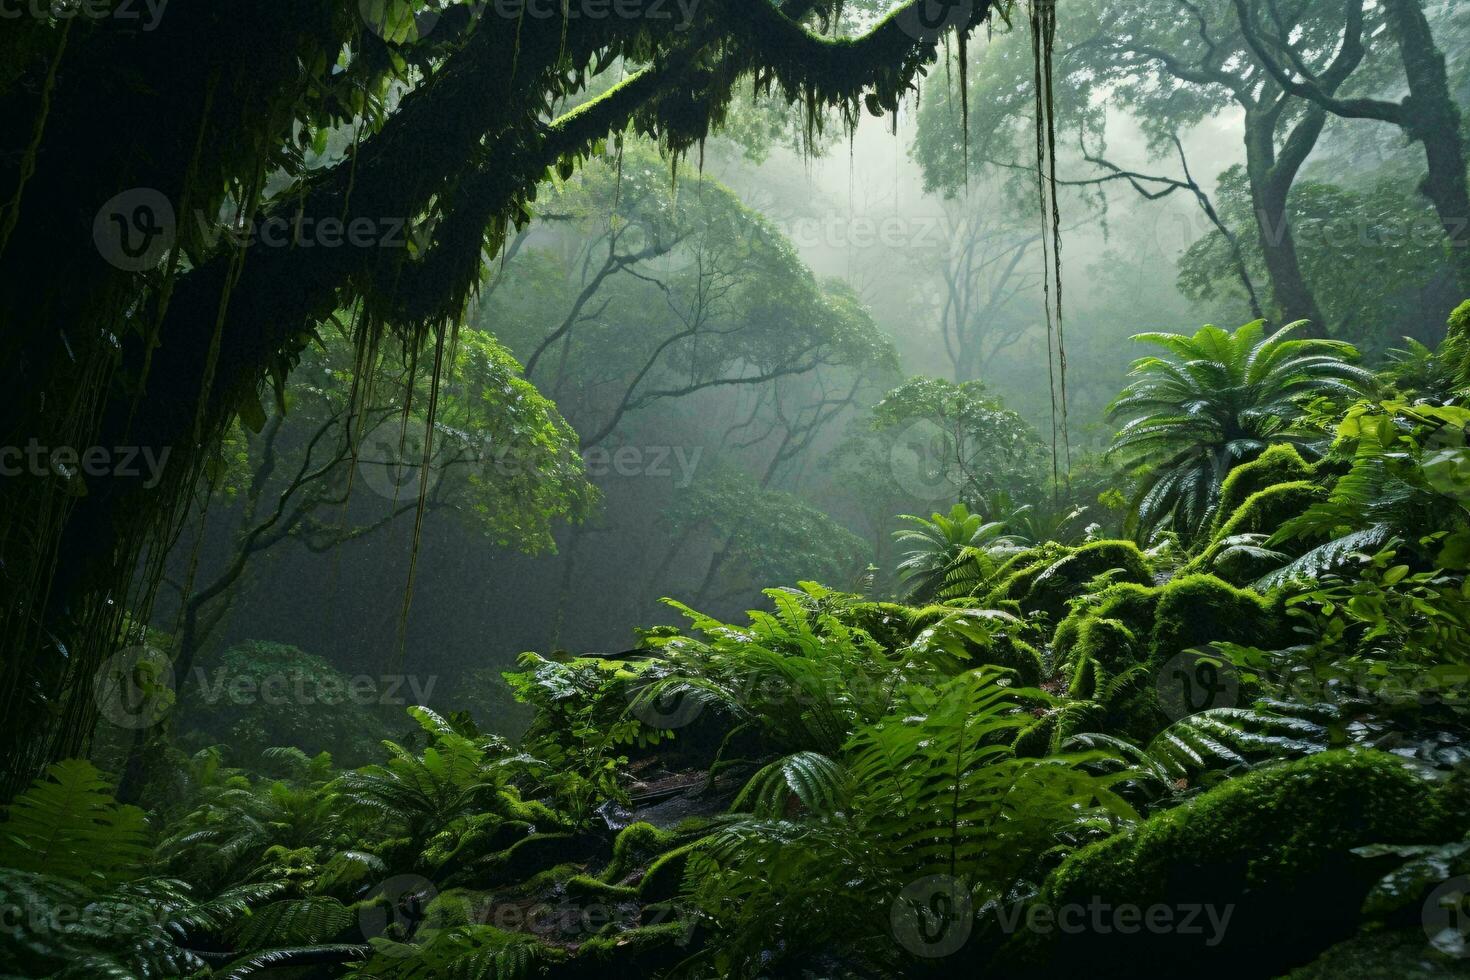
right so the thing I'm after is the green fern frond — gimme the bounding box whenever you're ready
[0,759,150,886]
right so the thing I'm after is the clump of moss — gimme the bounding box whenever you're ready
[840,601,916,650]
[910,608,1046,684]
[1445,298,1470,390]
[1053,582,1159,667]
[1208,444,1317,540]
[982,543,1074,610]
[1013,702,1104,757]
[501,792,569,830]
[1068,617,1145,682]
[1017,541,1154,620]
[564,874,639,902]
[638,841,705,903]
[482,832,599,886]
[1057,574,1279,668]
[1049,575,1286,741]
[1149,573,1281,666]
[599,822,679,884]
[1008,751,1439,976]
[1188,480,1327,584]
[573,921,693,974]
[998,638,1046,686]
[420,888,489,930]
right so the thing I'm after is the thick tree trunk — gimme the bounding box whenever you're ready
[1382,0,1470,296]
[1244,112,1329,337]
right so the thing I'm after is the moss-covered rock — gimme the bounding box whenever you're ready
[637,841,704,903]
[1055,574,1279,673]
[599,821,679,884]
[1208,444,1317,541]
[1187,480,1327,584]
[841,601,918,650]
[989,543,1070,586]
[1148,573,1281,666]
[420,887,490,930]
[1286,927,1470,978]
[1068,617,1145,680]
[1053,583,1159,668]
[1017,541,1154,620]
[482,832,600,887]
[983,544,1073,611]
[1012,703,1105,757]
[1003,751,1440,977]
[564,874,639,903]
[555,922,693,978]
[910,608,1046,684]
[424,814,532,878]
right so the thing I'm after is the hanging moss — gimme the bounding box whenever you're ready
[4,0,1004,790]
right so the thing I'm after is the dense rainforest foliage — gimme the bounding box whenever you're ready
[3,1,1470,977]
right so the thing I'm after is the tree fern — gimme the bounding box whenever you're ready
[892,503,1026,602]
[1108,319,1373,541]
